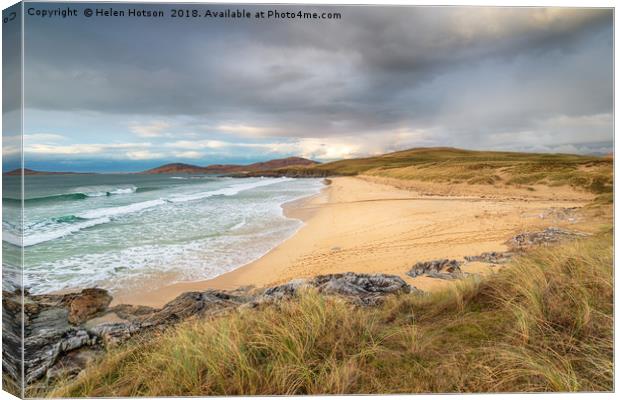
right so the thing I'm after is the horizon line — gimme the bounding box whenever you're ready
[3,146,613,175]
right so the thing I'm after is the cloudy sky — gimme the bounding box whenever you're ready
[3,4,613,172]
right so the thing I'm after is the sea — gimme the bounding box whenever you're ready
[2,174,324,294]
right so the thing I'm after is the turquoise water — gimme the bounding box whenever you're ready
[2,174,323,294]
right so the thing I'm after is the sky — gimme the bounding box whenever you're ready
[2,3,614,172]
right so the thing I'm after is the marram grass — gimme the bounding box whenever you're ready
[47,230,613,396]
[269,147,612,194]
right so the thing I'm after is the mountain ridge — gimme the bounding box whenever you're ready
[139,156,319,175]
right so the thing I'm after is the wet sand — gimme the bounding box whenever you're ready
[112,176,592,307]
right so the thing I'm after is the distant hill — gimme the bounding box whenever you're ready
[141,157,319,175]
[140,163,213,175]
[244,157,319,172]
[3,168,87,176]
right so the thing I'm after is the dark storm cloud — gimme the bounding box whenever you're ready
[20,4,613,164]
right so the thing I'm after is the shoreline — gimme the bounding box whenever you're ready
[110,183,330,307]
[111,176,593,308]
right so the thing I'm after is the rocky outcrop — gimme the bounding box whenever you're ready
[68,289,112,325]
[45,348,103,382]
[107,303,157,321]
[25,324,98,383]
[260,273,416,306]
[2,291,24,387]
[407,259,463,280]
[405,228,589,282]
[313,273,414,304]
[464,251,513,264]
[462,228,588,266]
[140,290,243,325]
[6,273,414,385]
[261,279,307,301]
[1,289,100,384]
[0,287,248,384]
[81,290,249,349]
[507,227,589,250]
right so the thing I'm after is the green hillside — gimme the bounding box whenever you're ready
[253,147,612,195]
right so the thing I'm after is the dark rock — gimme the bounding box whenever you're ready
[25,325,98,383]
[464,251,513,264]
[261,279,307,301]
[92,290,247,348]
[14,290,109,383]
[3,292,24,315]
[313,272,411,294]
[14,287,246,383]
[79,290,247,350]
[89,322,142,348]
[407,259,463,280]
[107,304,157,322]
[28,308,70,337]
[507,227,588,250]
[260,273,416,306]
[139,290,243,328]
[68,288,112,325]
[2,290,24,385]
[313,273,414,305]
[46,348,103,381]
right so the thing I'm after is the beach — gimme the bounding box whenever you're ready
[112,176,593,307]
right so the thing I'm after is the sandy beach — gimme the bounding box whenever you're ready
[112,176,593,307]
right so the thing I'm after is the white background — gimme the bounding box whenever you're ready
[0,1,616,399]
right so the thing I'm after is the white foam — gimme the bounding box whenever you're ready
[77,199,167,219]
[169,177,293,203]
[230,218,246,231]
[2,230,22,247]
[170,176,210,180]
[84,192,108,197]
[20,217,111,247]
[107,186,137,195]
[73,185,138,197]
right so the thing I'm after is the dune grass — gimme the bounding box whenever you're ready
[369,158,612,193]
[47,230,613,397]
[270,147,613,194]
